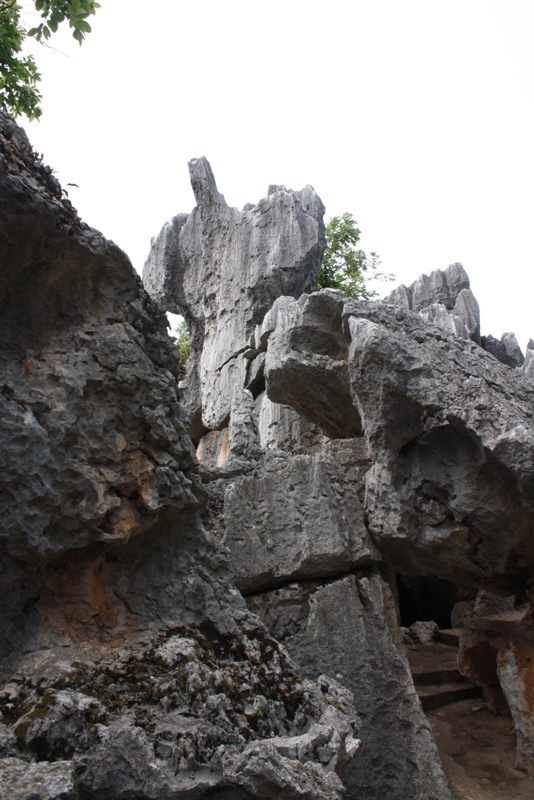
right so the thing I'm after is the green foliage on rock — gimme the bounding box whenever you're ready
[175,319,191,361]
[318,212,394,300]
[0,0,100,120]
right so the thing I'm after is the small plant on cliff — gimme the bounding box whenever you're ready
[0,0,100,120]
[318,212,394,300]
[175,319,191,361]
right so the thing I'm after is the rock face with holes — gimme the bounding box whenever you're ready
[0,115,360,800]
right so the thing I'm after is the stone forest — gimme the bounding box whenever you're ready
[1,111,533,800]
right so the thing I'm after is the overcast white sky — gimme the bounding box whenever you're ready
[18,0,534,349]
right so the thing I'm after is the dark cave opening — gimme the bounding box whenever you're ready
[396,574,460,630]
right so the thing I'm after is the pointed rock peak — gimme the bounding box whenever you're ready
[188,156,226,206]
[444,262,470,294]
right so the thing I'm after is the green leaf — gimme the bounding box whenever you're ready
[1,0,100,118]
[317,212,394,300]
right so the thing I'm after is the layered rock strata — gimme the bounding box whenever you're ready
[0,115,359,799]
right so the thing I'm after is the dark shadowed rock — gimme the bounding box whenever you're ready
[0,115,359,800]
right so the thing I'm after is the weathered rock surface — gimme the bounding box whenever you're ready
[249,571,451,800]
[144,157,326,433]
[0,115,359,800]
[385,263,481,343]
[221,449,380,593]
[265,290,534,591]
[7,112,534,799]
[0,757,77,800]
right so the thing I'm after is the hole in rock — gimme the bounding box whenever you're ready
[397,574,459,629]
[247,369,265,400]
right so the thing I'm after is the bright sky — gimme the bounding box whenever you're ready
[18,0,534,349]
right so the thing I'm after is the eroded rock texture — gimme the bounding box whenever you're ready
[0,116,359,799]
[266,290,534,591]
[248,571,451,799]
[144,157,326,434]
[146,160,454,799]
[4,115,534,799]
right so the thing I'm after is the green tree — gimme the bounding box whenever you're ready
[0,0,100,120]
[318,212,393,300]
[175,319,191,361]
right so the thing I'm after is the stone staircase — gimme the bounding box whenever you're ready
[407,629,482,711]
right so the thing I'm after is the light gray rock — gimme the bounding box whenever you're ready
[248,571,452,800]
[264,291,534,591]
[408,620,439,644]
[226,387,263,463]
[222,450,380,593]
[385,263,480,342]
[265,290,363,438]
[502,331,525,367]
[143,157,326,432]
[256,392,329,453]
[524,338,534,378]
[0,757,77,800]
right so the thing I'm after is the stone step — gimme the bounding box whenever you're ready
[417,681,482,711]
[436,628,461,647]
[412,667,463,686]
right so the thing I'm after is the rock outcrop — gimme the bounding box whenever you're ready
[0,115,359,799]
[265,290,534,591]
[3,113,534,800]
[144,157,326,435]
[145,160,455,799]
[385,262,481,342]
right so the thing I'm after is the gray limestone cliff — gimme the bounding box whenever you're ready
[0,116,359,800]
[3,117,534,800]
[143,157,326,436]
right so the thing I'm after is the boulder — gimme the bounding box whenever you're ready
[265,291,534,591]
[221,449,380,593]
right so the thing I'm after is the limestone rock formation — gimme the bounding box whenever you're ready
[248,571,451,799]
[143,157,326,435]
[4,112,534,799]
[384,262,481,342]
[145,160,454,799]
[0,115,359,800]
[265,291,534,591]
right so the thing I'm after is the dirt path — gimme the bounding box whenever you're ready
[427,699,534,800]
